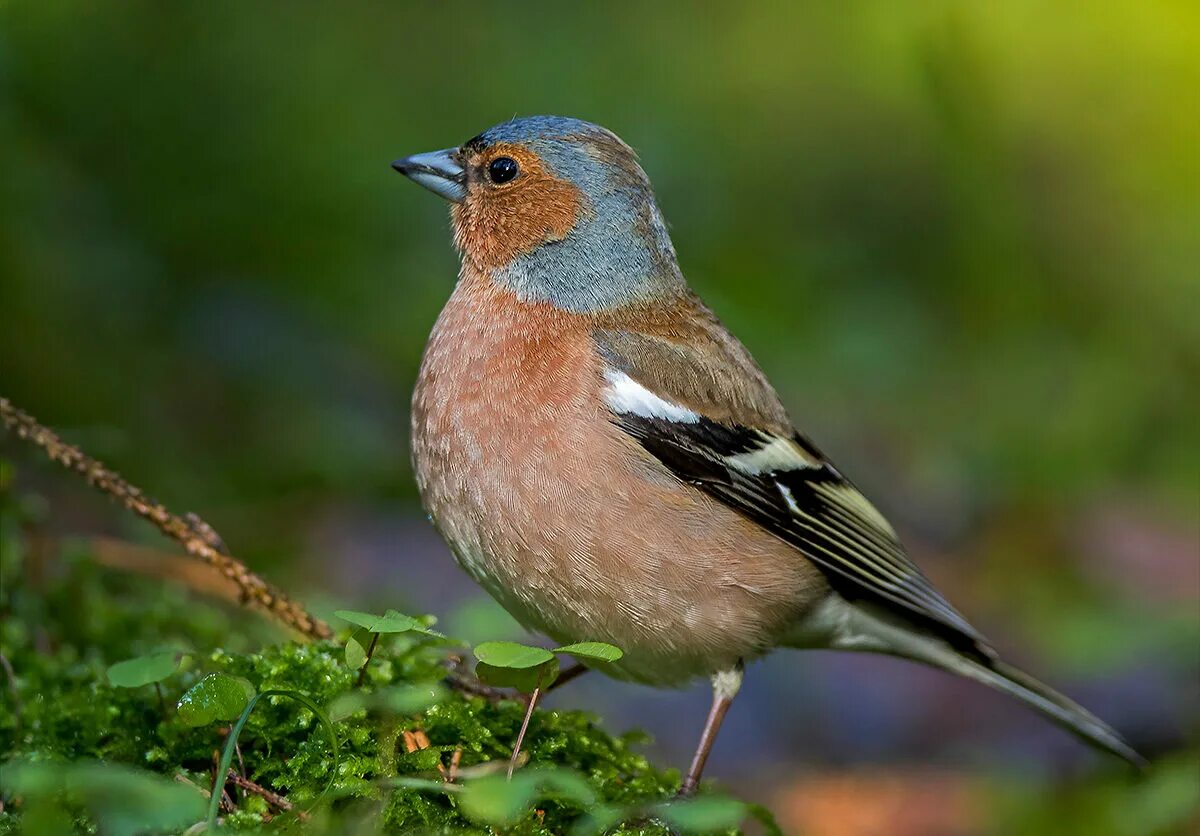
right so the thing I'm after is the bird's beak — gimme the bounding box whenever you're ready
[392,148,467,203]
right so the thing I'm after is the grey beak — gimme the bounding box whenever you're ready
[392,148,466,203]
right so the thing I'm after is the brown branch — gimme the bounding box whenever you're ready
[226,769,304,819]
[443,654,516,702]
[0,397,331,640]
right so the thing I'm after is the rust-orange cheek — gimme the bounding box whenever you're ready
[453,148,583,271]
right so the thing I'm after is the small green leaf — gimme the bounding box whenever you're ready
[472,641,582,692]
[378,682,447,714]
[569,803,627,836]
[333,608,440,635]
[458,773,532,824]
[17,800,75,836]
[1,759,206,835]
[328,683,447,721]
[106,651,185,688]
[176,672,255,727]
[746,801,787,836]
[473,641,555,668]
[553,641,624,663]
[475,658,559,694]
[344,628,373,669]
[386,608,445,636]
[459,768,595,825]
[655,796,748,831]
[326,690,367,723]
[530,768,595,806]
[379,776,461,794]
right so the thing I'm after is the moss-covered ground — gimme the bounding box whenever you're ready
[0,474,770,834]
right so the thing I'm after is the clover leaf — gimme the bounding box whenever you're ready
[344,628,374,670]
[334,608,443,686]
[1,759,206,835]
[473,641,556,669]
[553,641,623,663]
[327,683,448,722]
[475,659,560,694]
[654,795,748,830]
[106,651,185,688]
[471,640,625,694]
[473,641,559,693]
[459,767,595,826]
[176,672,255,727]
[333,608,440,635]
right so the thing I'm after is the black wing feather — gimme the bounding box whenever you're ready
[615,411,993,658]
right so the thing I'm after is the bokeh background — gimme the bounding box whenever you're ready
[1,2,1197,833]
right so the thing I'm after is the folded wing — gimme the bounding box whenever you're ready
[595,321,992,658]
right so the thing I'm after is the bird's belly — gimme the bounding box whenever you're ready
[416,446,825,685]
[410,279,826,686]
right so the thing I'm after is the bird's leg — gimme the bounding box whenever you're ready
[679,660,744,796]
[546,662,589,692]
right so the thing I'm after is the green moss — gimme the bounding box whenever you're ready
[0,476,745,834]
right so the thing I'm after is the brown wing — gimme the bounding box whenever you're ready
[592,291,794,434]
[595,315,993,658]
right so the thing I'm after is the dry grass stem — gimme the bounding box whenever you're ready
[0,397,330,640]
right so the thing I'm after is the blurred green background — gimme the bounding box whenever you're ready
[1,2,1196,833]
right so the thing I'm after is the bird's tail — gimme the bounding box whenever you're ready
[801,600,1147,768]
[916,640,1146,769]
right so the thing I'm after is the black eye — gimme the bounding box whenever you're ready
[487,157,519,184]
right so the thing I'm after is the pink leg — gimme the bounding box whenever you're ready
[679,661,744,796]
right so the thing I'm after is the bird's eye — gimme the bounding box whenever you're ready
[487,157,520,184]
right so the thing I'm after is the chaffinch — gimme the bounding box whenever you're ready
[393,115,1143,792]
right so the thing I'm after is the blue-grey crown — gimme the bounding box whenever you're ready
[464,116,684,312]
[468,115,610,148]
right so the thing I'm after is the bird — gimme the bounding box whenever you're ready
[392,115,1145,792]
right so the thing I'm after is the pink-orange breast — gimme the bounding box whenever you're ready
[411,269,827,685]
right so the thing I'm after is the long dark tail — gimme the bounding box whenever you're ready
[802,602,1148,768]
[910,637,1147,768]
[954,654,1146,768]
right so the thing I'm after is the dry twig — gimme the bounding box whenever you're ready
[0,397,330,640]
[226,769,305,820]
[442,654,514,702]
[444,746,462,783]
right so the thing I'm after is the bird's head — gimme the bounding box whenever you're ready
[393,116,684,311]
